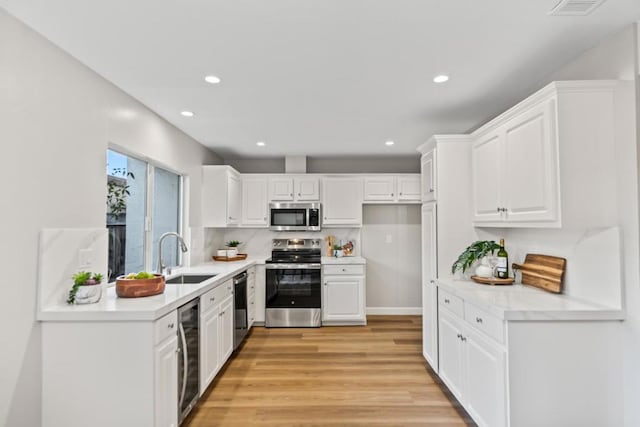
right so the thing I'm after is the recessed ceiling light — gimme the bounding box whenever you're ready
[181,111,195,117]
[204,75,221,84]
[385,141,395,146]
[256,141,266,147]
[433,75,449,83]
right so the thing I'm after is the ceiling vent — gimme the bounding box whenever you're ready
[548,0,607,15]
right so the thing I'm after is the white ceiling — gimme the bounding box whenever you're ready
[2,0,640,158]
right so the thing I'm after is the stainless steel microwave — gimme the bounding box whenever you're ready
[269,202,321,231]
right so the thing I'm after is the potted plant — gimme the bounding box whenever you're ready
[225,240,242,257]
[67,271,104,304]
[451,240,501,277]
[333,244,344,258]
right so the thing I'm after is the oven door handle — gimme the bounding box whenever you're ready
[266,263,322,270]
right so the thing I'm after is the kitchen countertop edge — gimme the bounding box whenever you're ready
[436,277,624,321]
[38,257,266,322]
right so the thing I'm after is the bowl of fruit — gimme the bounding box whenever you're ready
[116,271,165,298]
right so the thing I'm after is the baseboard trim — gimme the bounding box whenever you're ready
[366,307,422,315]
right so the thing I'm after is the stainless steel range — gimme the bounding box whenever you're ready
[265,238,322,327]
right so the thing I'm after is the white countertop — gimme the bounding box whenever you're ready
[436,277,624,321]
[38,257,265,322]
[321,256,367,264]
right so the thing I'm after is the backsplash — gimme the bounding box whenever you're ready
[204,228,360,259]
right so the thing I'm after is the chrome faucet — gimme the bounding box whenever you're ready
[156,232,189,275]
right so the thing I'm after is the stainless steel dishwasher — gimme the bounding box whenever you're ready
[233,271,249,350]
[177,298,199,424]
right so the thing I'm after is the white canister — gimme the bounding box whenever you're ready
[226,248,238,258]
[217,249,228,257]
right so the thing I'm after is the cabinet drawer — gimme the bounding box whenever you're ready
[323,265,365,275]
[464,302,504,344]
[154,311,178,345]
[200,281,233,313]
[438,289,463,318]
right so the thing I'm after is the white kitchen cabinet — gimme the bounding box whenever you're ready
[155,333,179,427]
[363,176,395,201]
[421,149,436,202]
[202,166,242,227]
[42,312,180,427]
[471,89,560,227]
[248,266,256,328]
[268,176,320,201]
[397,175,421,201]
[438,303,506,427]
[242,177,268,226]
[421,202,438,371]
[363,175,421,203]
[199,280,234,395]
[219,293,234,363]
[322,177,363,226]
[254,264,266,323]
[322,264,366,325]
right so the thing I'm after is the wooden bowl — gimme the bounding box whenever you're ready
[116,274,165,298]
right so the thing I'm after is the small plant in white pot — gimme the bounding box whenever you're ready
[451,240,501,278]
[67,271,104,304]
[225,240,242,257]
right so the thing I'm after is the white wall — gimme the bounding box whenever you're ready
[361,205,422,313]
[475,25,639,426]
[0,9,221,426]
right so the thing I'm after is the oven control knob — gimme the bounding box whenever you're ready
[291,301,295,305]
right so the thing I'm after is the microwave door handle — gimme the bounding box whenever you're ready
[178,322,188,410]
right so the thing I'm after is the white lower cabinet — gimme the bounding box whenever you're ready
[199,280,234,395]
[438,306,506,427]
[155,333,179,427]
[248,266,256,327]
[322,264,366,325]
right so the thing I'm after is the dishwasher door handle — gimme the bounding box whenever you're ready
[178,322,188,410]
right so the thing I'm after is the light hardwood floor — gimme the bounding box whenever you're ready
[185,315,475,426]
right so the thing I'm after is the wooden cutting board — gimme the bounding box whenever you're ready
[512,254,566,293]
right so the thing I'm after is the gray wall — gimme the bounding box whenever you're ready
[225,155,420,173]
[361,205,422,312]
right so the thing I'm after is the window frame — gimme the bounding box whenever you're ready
[107,146,186,282]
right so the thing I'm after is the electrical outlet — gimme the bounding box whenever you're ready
[79,248,93,268]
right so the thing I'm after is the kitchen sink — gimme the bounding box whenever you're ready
[166,274,216,284]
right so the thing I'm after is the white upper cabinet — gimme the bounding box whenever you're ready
[268,177,295,201]
[295,176,320,201]
[363,174,421,203]
[471,86,561,227]
[202,166,242,227]
[241,177,268,226]
[363,176,395,201]
[397,175,421,201]
[421,149,436,202]
[322,177,363,226]
[268,176,320,202]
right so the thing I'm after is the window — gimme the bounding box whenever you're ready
[107,149,183,280]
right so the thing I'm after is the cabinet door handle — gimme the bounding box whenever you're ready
[298,193,301,196]
[496,207,500,213]
[210,297,215,302]
[456,333,462,339]
[324,282,328,286]
[342,268,347,272]
[476,317,483,323]
[168,323,174,329]
[461,336,467,342]
[429,280,434,284]
[391,193,394,197]
[429,189,434,193]
[444,299,450,304]
[399,192,403,196]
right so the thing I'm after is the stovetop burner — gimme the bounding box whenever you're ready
[267,238,322,264]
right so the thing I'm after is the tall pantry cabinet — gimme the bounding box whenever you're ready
[417,135,474,374]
